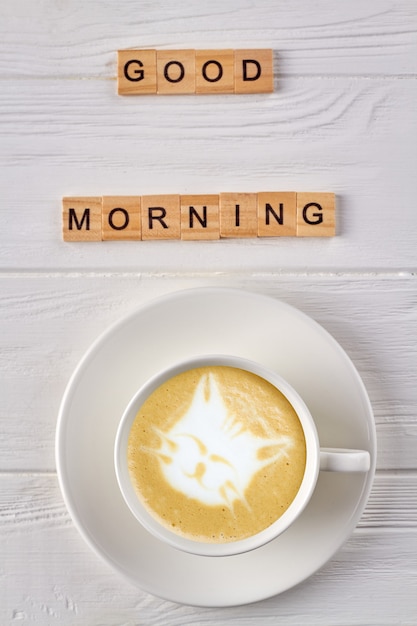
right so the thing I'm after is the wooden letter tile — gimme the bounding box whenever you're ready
[296,192,336,237]
[234,49,274,94]
[141,195,181,239]
[157,50,195,94]
[102,196,141,240]
[220,193,257,238]
[257,192,297,237]
[117,50,157,95]
[62,197,102,241]
[195,50,234,94]
[180,195,220,240]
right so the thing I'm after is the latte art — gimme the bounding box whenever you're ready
[148,373,294,509]
[127,366,307,543]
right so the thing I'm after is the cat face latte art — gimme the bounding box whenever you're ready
[126,365,307,544]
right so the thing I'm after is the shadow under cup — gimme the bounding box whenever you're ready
[114,355,370,557]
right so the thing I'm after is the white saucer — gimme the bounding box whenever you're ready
[56,287,376,607]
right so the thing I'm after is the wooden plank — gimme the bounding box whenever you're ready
[0,274,415,472]
[0,473,415,625]
[0,76,416,269]
[0,0,416,78]
[359,471,417,529]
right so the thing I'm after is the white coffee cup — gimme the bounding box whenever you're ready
[114,355,371,557]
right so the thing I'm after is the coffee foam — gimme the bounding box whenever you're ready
[147,372,294,508]
[128,366,306,542]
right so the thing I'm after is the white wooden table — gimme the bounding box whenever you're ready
[1,1,416,623]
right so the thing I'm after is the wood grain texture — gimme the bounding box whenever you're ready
[1,0,416,622]
[0,76,415,269]
[0,473,416,625]
[0,274,415,472]
[0,0,416,78]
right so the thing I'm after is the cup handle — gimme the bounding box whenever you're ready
[319,448,371,472]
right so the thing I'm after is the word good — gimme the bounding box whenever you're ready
[117,49,274,95]
[127,365,306,543]
[62,192,336,241]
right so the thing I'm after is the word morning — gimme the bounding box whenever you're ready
[62,192,335,241]
[117,49,274,95]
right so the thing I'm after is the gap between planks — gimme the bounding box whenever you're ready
[0,270,415,279]
[1,468,415,477]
